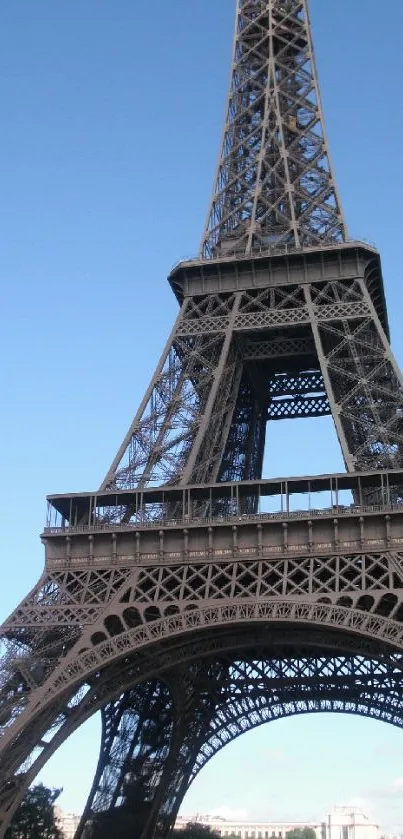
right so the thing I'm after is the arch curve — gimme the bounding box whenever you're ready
[41,598,403,710]
[1,601,403,836]
[80,634,403,836]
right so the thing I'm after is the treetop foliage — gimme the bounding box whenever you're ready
[172,825,220,838]
[286,828,317,839]
[5,784,63,839]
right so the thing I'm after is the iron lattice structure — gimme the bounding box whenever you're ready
[1,1,403,838]
[201,0,346,257]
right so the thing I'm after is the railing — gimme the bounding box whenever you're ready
[170,237,377,272]
[46,536,403,569]
[43,501,403,536]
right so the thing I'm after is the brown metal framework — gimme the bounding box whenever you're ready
[200,0,346,257]
[1,1,403,838]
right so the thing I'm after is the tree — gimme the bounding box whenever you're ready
[286,829,317,839]
[5,784,63,839]
[172,824,220,839]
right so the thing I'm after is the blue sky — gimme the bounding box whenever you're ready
[1,0,403,831]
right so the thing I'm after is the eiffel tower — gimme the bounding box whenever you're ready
[2,1,403,837]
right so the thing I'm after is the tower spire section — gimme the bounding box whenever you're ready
[201,0,346,259]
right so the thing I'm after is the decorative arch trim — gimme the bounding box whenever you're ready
[39,598,403,710]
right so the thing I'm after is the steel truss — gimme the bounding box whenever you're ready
[1,1,403,838]
[2,535,403,836]
[76,643,403,837]
[101,269,403,490]
[201,0,346,257]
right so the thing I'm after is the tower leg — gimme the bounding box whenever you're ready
[77,641,403,838]
[78,662,229,838]
[305,277,403,473]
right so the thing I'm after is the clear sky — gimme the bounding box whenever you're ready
[1,0,403,832]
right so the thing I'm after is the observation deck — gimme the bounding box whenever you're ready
[168,241,389,336]
[43,469,403,572]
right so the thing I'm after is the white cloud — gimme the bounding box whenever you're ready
[373,742,403,759]
[367,777,403,800]
[389,778,403,798]
[344,797,374,816]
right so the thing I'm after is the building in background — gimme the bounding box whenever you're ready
[174,816,321,838]
[53,805,380,839]
[55,808,81,839]
[327,807,378,839]
[175,807,379,839]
